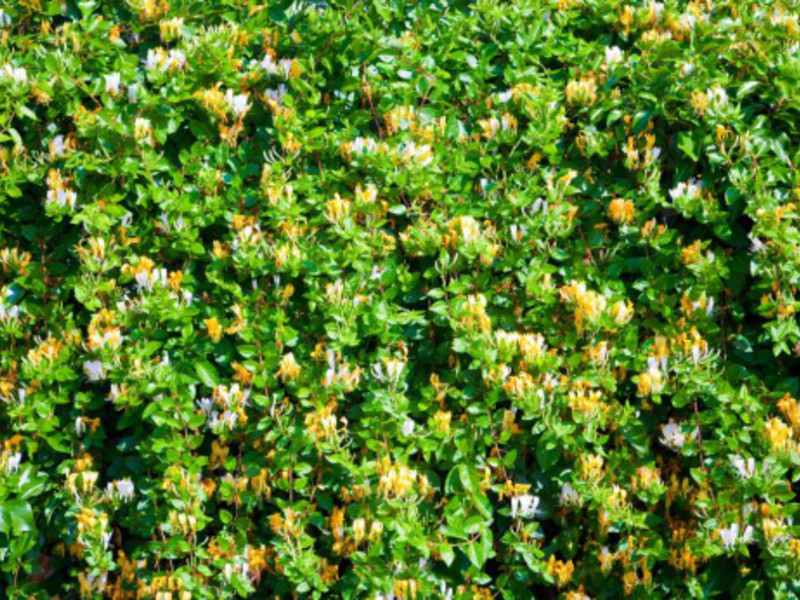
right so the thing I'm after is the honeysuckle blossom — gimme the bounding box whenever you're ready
[258,54,296,78]
[560,483,580,507]
[50,134,67,157]
[4,3,800,597]
[660,420,685,451]
[720,523,754,551]
[372,357,406,384]
[1,63,27,85]
[511,493,540,519]
[604,46,624,67]
[145,48,187,72]
[3,452,21,474]
[104,72,121,95]
[707,84,729,108]
[107,479,135,502]
[399,141,433,167]
[225,89,251,117]
[731,455,757,480]
[670,178,703,201]
[83,360,105,382]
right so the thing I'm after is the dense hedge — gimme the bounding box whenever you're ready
[3,0,800,597]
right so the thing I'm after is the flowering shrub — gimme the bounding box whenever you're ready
[4,0,800,597]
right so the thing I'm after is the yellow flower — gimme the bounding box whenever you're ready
[566,75,597,106]
[778,393,800,430]
[598,546,614,573]
[633,466,662,490]
[608,198,635,224]
[764,417,793,452]
[325,194,351,223]
[580,454,604,481]
[209,440,229,469]
[680,240,702,265]
[352,518,366,543]
[690,90,709,116]
[432,409,452,434]
[277,353,302,382]
[546,555,575,588]
[367,520,384,542]
[393,579,419,600]
[378,460,420,499]
[305,402,340,443]
[204,317,223,343]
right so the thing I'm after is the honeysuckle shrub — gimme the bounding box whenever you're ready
[5,0,800,597]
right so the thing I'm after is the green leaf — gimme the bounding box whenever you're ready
[195,360,220,388]
[0,499,35,534]
[678,131,700,162]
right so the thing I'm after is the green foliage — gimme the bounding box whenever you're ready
[2,0,800,598]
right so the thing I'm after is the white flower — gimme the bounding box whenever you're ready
[681,62,694,77]
[50,134,66,157]
[264,84,288,105]
[4,452,21,474]
[259,54,278,74]
[646,356,659,373]
[511,494,540,519]
[531,197,549,213]
[402,419,415,436]
[46,188,77,210]
[145,49,187,72]
[167,50,187,70]
[145,49,162,71]
[197,397,214,415]
[678,12,696,30]
[605,46,624,67]
[648,1,664,20]
[372,358,405,384]
[83,360,105,382]
[134,118,152,143]
[225,89,251,117]
[509,223,527,243]
[559,483,580,507]
[135,268,167,292]
[749,234,767,254]
[399,141,433,167]
[104,72,121,95]
[1,64,27,85]
[691,341,710,365]
[669,178,703,201]
[128,83,139,103]
[732,455,756,480]
[223,410,239,430]
[0,294,19,322]
[439,582,454,600]
[0,9,11,28]
[496,364,512,382]
[115,478,135,501]
[707,84,728,108]
[497,89,513,103]
[349,136,377,155]
[75,416,87,436]
[720,523,740,551]
[660,420,685,451]
[706,296,715,316]
[742,524,754,544]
